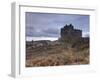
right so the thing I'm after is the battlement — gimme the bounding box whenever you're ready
[60,24,82,42]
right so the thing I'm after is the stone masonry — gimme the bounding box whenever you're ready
[60,24,82,42]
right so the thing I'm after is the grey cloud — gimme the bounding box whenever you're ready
[26,26,59,37]
[26,12,89,37]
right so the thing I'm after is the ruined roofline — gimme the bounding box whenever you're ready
[63,24,74,30]
[63,24,82,31]
[60,24,82,41]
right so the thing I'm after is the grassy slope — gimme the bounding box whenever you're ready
[26,39,89,67]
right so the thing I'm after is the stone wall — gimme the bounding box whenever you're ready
[60,24,82,42]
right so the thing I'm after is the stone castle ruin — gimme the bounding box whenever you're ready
[26,24,84,50]
[59,24,82,43]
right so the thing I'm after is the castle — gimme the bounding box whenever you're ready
[60,24,82,42]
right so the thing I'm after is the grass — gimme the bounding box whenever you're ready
[26,40,89,67]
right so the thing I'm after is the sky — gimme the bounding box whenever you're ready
[26,12,89,39]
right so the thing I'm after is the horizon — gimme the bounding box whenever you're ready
[26,35,89,41]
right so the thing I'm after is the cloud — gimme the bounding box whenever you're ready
[26,12,89,37]
[26,26,60,37]
[82,32,89,37]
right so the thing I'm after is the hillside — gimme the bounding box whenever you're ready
[26,24,89,67]
[26,38,89,67]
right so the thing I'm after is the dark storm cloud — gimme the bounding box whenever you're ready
[26,12,89,37]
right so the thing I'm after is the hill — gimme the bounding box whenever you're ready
[26,24,89,67]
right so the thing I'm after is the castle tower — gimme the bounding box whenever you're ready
[60,24,82,43]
